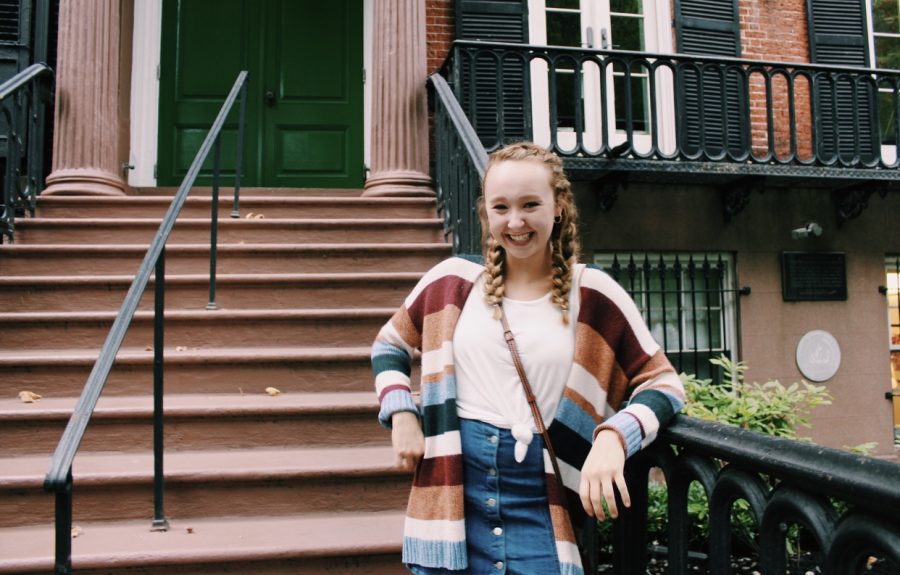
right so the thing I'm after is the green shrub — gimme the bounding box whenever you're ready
[681,355,832,439]
[639,355,835,553]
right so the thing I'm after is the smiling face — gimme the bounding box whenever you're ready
[482,159,560,270]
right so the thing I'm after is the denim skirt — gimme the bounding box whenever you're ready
[409,418,560,574]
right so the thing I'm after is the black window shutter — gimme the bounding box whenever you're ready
[674,0,749,158]
[455,0,529,149]
[807,0,877,164]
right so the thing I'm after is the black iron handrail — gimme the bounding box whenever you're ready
[444,40,900,174]
[428,72,487,256]
[596,415,900,574]
[43,70,249,575]
[0,62,53,243]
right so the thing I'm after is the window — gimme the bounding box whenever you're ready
[871,0,900,146]
[528,0,675,153]
[545,0,583,129]
[610,0,650,133]
[594,252,740,383]
[886,255,900,440]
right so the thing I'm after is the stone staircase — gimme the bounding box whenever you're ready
[0,189,449,574]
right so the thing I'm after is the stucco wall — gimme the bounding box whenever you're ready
[574,181,899,457]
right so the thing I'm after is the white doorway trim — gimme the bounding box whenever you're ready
[128,0,162,187]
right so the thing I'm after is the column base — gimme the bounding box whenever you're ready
[43,168,127,196]
[362,170,434,197]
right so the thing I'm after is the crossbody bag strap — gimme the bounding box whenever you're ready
[499,307,568,504]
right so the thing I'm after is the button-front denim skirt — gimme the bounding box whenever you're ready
[409,418,560,574]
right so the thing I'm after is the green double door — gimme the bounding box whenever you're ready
[158,0,364,188]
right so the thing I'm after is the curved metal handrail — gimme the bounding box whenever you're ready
[427,73,487,255]
[43,70,249,575]
[0,62,53,99]
[1,62,54,243]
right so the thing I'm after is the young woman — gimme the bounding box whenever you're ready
[372,142,685,574]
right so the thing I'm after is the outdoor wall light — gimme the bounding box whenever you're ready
[791,221,823,239]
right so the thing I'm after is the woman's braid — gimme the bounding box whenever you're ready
[483,234,506,320]
[550,212,580,324]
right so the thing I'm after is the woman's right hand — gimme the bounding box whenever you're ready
[391,411,425,471]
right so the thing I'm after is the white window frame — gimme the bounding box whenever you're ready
[528,0,676,155]
[866,0,899,164]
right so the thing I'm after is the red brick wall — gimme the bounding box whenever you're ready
[426,0,455,75]
[739,0,814,159]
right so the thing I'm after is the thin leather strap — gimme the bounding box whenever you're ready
[499,307,568,505]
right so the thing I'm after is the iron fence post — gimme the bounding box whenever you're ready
[53,470,73,575]
[208,135,222,310]
[152,246,168,531]
[231,78,247,218]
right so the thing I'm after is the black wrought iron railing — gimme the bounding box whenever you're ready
[586,415,900,575]
[43,70,248,575]
[0,61,53,243]
[429,72,487,256]
[444,40,900,180]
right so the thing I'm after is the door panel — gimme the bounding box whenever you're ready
[158,0,362,188]
[263,0,363,187]
[159,0,260,185]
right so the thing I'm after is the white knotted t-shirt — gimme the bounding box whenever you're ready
[453,273,580,461]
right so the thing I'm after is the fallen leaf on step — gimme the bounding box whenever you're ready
[244,212,255,219]
[265,387,282,396]
[175,346,188,352]
[18,391,42,403]
[71,526,83,538]
[145,346,153,352]
[253,213,265,219]
[186,527,195,534]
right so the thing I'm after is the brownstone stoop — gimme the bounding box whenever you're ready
[0,188,449,574]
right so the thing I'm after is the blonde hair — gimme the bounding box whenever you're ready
[478,142,581,324]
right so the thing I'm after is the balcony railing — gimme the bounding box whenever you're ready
[593,415,900,575]
[443,40,900,184]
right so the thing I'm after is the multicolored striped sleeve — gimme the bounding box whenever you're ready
[578,269,686,458]
[372,307,420,427]
[372,257,481,429]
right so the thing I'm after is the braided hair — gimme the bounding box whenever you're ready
[478,142,581,324]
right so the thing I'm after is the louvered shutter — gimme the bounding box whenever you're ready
[674,0,748,158]
[456,0,529,149]
[807,0,877,163]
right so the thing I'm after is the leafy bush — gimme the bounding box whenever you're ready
[642,355,835,553]
[681,355,832,439]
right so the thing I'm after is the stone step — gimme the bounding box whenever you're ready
[15,218,444,245]
[0,445,409,528]
[0,243,451,275]
[0,392,388,457]
[0,308,393,350]
[0,346,402,397]
[135,187,370,197]
[34,195,437,219]
[0,272,420,311]
[0,511,405,575]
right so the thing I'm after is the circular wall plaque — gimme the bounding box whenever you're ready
[796,330,841,382]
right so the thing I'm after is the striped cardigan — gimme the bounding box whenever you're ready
[372,257,684,574]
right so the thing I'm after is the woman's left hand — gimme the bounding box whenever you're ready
[579,429,630,520]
